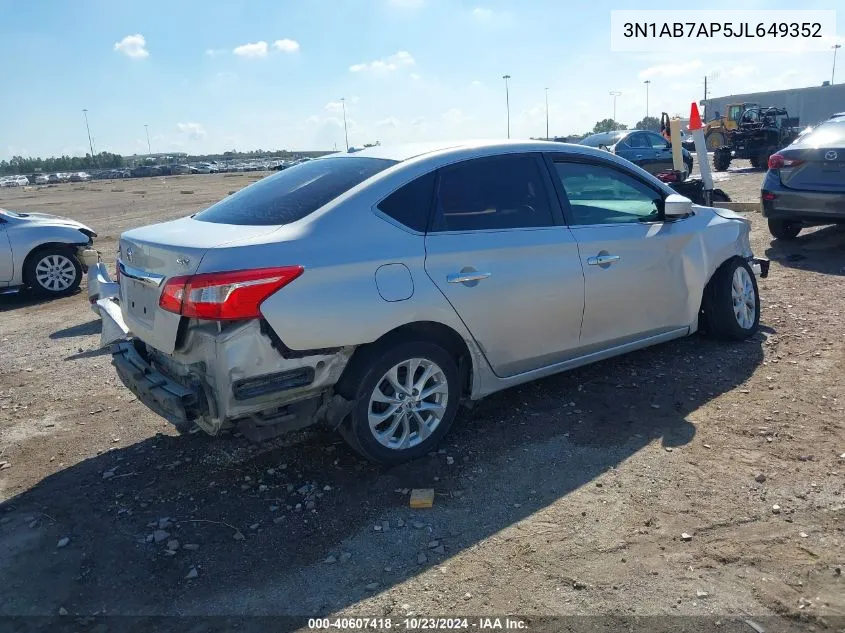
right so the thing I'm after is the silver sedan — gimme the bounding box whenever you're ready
[88,140,768,463]
[1,209,97,297]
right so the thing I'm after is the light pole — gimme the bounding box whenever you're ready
[643,80,651,119]
[544,87,549,140]
[340,98,349,151]
[833,44,842,85]
[82,109,96,165]
[502,74,511,138]
[609,91,621,123]
[144,124,151,155]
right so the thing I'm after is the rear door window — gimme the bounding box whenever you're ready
[194,157,396,226]
[432,154,555,232]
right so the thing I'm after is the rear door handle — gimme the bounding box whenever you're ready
[586,255,621,266]
[447,272,491,284]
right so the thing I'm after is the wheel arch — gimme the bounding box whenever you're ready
[337,320,475,399]
[21,242,84,286]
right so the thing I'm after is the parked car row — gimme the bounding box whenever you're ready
[0,176,30,187]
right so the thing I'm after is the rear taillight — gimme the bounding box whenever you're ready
[768,153,804,170]
[158,266,304,320]
[761,191,777,201]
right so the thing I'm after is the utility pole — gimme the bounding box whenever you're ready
[340,98,349,151]
[609,91,621,123]
[82,109,96,166]
[502,75,511,138]
[144,124,151,155]
[833,44,842,84]
[545,87,549,139]
[644,80,651,119]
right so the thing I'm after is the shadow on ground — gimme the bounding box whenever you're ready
[765,224,845,276]
[0,333,765,625]
[0,288,82,313]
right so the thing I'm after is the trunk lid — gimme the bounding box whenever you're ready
[778,147,845,193]
[119,216,283,354]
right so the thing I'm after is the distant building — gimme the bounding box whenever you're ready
[702,83,845,127]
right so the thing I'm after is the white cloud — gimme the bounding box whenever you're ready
[349,50,415,73]
[273,39,300,53]
[471,7,492,19]
[233,41,268,58]
[639,59,702,79]
[411,117,426,126]
[442,108,468,124]
[205,49,216,57]
[177,122,207,140]
[114,34,149,58]
[409,73,421,81]
[470,80,483,87]
[377,117,400,128]
[325,101,345,113]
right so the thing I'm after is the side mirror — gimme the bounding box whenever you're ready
[664,193,693,219]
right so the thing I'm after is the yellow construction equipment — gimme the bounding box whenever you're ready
[703,102,759,150]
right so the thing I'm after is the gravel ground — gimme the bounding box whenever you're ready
[0,168,843,631]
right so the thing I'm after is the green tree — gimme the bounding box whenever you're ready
[592,119,627,133]
[634,116,660,131]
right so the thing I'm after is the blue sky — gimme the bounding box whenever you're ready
[0,0,841,159]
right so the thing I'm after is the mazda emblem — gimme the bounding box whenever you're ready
[176,256,191,267]
[825,150,838,161]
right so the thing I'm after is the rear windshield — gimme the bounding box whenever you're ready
[800,121,845,146]
[580,132,625,147]
[194,157,396,226]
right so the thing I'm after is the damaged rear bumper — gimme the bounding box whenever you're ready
[87,261,355,439]
[113,341,206,429]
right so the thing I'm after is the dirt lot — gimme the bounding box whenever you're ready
[1,165,843,631]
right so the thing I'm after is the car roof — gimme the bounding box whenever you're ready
[322,139,618,163]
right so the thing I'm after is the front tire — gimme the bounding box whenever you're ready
[713,149,731,172]
[768,218,801,240]
[25,247,82,297]
[336,341,460,465]
[701,258,760,341]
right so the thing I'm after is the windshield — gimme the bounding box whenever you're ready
[194,157,396,226]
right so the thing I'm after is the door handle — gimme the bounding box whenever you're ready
[635,154,644,159]
[586,254,621,266]
[447,271,492,284]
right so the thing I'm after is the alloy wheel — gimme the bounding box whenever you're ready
[367,357,449,450]
[35,254,77,292]
[731,266,756,329]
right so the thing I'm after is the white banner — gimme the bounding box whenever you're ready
[610,10,838,53]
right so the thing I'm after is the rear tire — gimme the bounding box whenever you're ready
[336,341,460,465]
[713,149,731,172]
[701,258,760,341]
[24,247,82,297]
[768,218,801,240]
